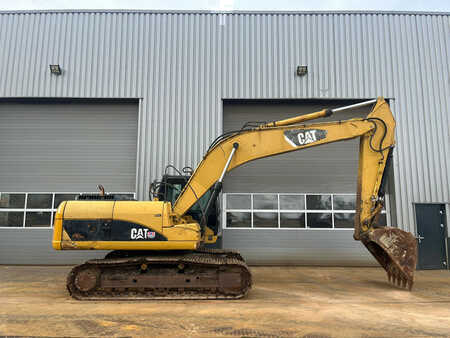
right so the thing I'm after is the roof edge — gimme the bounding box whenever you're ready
[0,9,448,16]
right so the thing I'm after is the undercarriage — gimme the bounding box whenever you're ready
[67,248,252,300]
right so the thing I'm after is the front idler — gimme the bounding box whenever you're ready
[361,227,417,290]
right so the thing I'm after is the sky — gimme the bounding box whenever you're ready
[0,0,449,12]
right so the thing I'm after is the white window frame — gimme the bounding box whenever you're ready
[0,192,136,229]
[223,192,388,230]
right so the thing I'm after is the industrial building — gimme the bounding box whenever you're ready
[0,10,448,268]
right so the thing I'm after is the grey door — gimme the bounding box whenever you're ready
[0,101,138,192]
[415,204,447,270]
[0,100,138,264]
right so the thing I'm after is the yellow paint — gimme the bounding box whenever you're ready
[53,199,201,250]
[64,201,113,219]
[163,223,201,242]
[59,240,199,251]
[260,108,330,127]
[51,201,66,250]
[113,201,164,233]
[354,98,395,238]
[203,226,218,244]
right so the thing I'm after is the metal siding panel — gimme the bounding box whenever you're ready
[0,102,138,192]
[439,16,450,202]
[223,229,376,265]
[0,229,106,264]
[0,15,8,93]
[0,11,448,263]
[424,15,450,200]
[3,15,18,96]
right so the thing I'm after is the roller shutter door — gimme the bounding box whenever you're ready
[222,100,388,265]
[0,101,138,264]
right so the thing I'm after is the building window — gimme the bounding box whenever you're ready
[223,193,387,229]
[0,192,135,228]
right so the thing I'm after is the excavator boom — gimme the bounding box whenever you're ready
[173,97,417,289]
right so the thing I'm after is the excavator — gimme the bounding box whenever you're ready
[52,97,417,300]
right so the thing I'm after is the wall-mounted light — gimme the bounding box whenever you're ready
[49,64,62,75]
[296,65,308,76]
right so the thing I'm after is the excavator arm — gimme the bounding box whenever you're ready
[173,97,417,289]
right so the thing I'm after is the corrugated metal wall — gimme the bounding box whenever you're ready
[0,11,449,234]
[0,102,138,192]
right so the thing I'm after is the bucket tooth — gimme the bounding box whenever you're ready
[401,278,407,288]
[407,279,413,291]
[361,227,417,291]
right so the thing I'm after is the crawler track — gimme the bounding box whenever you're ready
[103,247,245,262]
[67,249,251,300]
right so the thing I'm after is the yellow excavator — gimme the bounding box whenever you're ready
[52,97,417,300]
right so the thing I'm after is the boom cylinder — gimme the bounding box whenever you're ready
[200,143,239,227]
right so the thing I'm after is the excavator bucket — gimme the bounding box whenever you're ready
[361,227,417,290]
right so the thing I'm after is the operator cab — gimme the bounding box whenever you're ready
[151,174,220,236]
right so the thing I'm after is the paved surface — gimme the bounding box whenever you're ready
[0,266,449,337]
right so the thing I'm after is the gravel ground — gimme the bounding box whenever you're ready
[0,265,449,337]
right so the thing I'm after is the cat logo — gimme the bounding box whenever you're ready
[131,228,156,240]
[284,129,327,147]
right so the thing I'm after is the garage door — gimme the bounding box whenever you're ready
[222,99,391,266]
[0,100,138,264]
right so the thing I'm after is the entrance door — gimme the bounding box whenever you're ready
[415,204,447,269]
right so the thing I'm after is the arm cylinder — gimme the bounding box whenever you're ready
[260,109,332,128]
[260,98,378,128]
